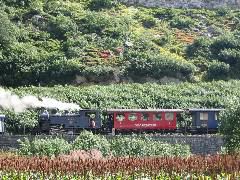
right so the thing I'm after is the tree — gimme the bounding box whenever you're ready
[219,101,240,153]
[0,10,16,48]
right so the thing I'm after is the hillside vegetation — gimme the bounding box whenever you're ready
[1,0,240,86]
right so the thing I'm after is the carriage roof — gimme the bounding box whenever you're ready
[187,108,224,112]
[106,109,184,113]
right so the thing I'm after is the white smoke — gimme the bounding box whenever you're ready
[0,88,80,113]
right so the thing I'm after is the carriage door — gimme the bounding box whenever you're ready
[165,112,176,129]
[207,111,218,129]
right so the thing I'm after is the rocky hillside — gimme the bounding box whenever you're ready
[0,0,240,86]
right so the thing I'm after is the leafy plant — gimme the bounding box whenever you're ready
[109,135,191,157]
[72,131,111,156]
[206,61,230,80]
[18,137,71,157]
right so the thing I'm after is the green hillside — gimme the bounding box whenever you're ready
[2,0,240,147]
[1,0,240,86]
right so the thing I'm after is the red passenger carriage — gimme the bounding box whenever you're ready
[106,109,183,133]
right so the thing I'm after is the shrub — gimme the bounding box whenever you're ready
[4,0,35,7]
[72,131,111,156]
[219,48,240,65]
[210,33,239,56]
[127,51,196,80]
[186,37,212,59]
[135,12,157,28]
[87,0,117,11]
[207,61,230,80]
[0,11,17,48]
[170,16,195,29]
[78,11,130,39]
[48,15,78,40]
[219,102,240,153]
[18,137,71,157]
[109,135,191,157]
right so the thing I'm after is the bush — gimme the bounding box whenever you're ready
[135,12,157,28]
[18,137,71,157]
[127,51,196,80]
[219,48,240,65]
[109,135,191,157]
[48,15,78,40]
[219,102,240,153]
[87,0,117,11]
[170,16,195,29]
[207,61,230,80]
[72,131,111,156]
[0,11,17,48]
[186,37,212,59]
[210,33,239,57]
[78,11,130,39]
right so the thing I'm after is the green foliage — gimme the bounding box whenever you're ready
[18,137,71,156]
[48,15,78,39]
[170,16,195,29]
[186,37,212,59]
[0,2,240,85]
[4,0,35,7]
[0,10,17,48]
[17,133,190,157]
[135,11,158,28]
[126,51,196,80]
[218,48,240,65]
[206,61,230,80]
[210,33,240,58]
[219,102,240,153]
[72,131,111,156]
[87,0,117,11]
[79,11,130,39]
[187,32,240,78]
[109,135,191,157]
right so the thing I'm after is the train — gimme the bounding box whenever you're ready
[0,108,223,135]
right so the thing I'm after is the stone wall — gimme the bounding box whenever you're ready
[149,134,224,154]
[119,0,240,8]
[0,135,224,155]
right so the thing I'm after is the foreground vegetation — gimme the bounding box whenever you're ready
[17,131,191,157]
[0,154,239,179]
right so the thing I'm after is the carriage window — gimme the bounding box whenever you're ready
[154,113,162,121]
[141,113,149,121]
[129,113,137,121]
[200,112,208,121]
[116,113,125,122]
[165,112,174,121]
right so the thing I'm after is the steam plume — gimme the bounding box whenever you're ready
[0,88,80,113]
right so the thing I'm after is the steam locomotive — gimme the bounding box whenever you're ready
[35,108,222,135]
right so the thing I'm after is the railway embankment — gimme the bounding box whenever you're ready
[0,134,224,155]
